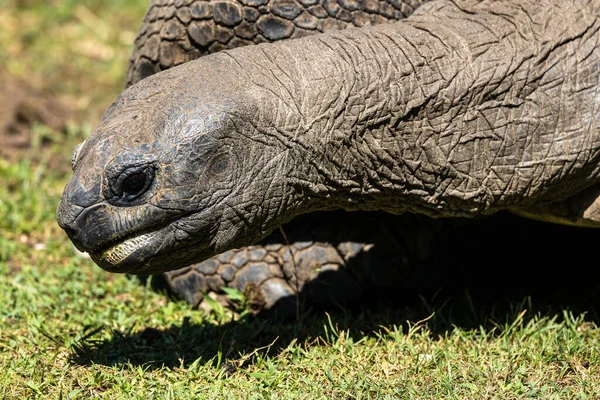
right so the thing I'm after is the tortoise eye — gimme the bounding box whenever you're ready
[111,165,156,203]
[122,172,148,199]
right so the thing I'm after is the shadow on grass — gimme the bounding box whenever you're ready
[71,212,600,369]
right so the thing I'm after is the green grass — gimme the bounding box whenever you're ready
[1,0,148,120]
[2,151,600,399]
[2,0,600,398]
[0,162,600,399]
[1,162,600,398]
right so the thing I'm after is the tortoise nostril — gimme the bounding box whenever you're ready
[56,197,86,238]
[56,221,86,251]
[67,234,86,253]
[61,225,77,238]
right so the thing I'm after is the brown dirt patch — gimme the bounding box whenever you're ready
[0,70,73,169]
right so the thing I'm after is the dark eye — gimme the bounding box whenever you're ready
[112,166,155,202]
[122,173,147,198]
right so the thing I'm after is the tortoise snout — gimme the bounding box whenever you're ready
[57,166,106,247]
[56,197,87,249]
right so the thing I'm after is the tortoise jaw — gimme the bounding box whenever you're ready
[85,211,213,275]
[85,217,193,274]
[89,231,158,271]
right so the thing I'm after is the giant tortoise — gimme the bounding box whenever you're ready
[57,0,600,311]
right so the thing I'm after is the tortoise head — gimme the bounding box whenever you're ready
[57,58,302,274]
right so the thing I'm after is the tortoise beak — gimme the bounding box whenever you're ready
[57,165,105,252]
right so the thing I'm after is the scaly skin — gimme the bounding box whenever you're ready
[57,0,600,309]
[126,0,429,86]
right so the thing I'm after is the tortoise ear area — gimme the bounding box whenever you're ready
[71,140,86,171]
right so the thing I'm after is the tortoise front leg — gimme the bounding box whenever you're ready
[162,211,441,312]
[164,239,364,311]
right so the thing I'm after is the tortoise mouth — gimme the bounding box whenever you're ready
[87,228,165,274]
[86,211,205,274]
[89,231,158,267]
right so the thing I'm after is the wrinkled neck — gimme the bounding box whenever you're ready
[237,0,600,218]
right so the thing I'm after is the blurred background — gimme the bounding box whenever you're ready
[0,0,148,272]
[1,0,147,165]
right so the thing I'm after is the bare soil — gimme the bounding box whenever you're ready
[0,71,73,168]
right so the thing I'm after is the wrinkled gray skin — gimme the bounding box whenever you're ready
[126,0,438,309]
[58,0,600,307]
